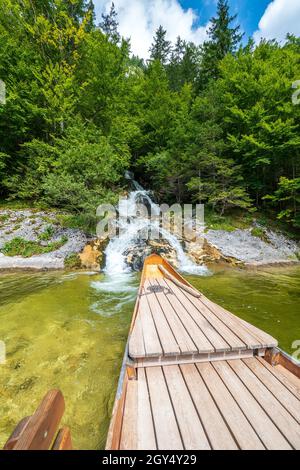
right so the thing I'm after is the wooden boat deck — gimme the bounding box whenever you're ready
[129,265,277,366]
[119,358,300,450]
[107,255,300,451]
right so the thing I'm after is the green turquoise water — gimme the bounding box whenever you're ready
[0,271,138,450]
[0,266,299,449]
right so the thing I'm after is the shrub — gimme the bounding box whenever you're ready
[64,253,81,269]
[2,237,68,257]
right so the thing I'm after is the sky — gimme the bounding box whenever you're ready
[93,0,300,58]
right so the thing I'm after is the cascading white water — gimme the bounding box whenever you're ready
[103,180,209,276]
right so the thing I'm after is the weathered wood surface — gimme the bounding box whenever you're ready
[117,358,300,450]
[4,389,73,450]
[52,427,73,450]
[109,256,300,451]
[129,272,278,361]
[3,416,31,450]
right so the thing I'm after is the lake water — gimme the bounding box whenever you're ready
[0,265,299,449]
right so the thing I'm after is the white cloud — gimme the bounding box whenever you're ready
[93,0,209,58]
[253,0,300,43]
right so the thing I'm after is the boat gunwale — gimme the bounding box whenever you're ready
[105,254,300,450]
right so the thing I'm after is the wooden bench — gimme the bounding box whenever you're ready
[3,389,72,450]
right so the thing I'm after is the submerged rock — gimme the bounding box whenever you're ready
[124,239,178,271]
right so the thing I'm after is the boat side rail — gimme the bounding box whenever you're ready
[265,347,300,378]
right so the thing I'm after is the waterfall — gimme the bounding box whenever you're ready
[103,177,209,276]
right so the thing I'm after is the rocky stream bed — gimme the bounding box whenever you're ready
[0,209,299,272]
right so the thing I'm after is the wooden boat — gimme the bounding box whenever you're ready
[106,254,300,450]
[3,390,72,450]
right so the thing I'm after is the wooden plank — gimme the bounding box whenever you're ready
[139,289,163,357]
[228,359,300,449]
[257,357,300,399]
[164,279,231,352]
[180,364,238,450]
[276,365,300,396]
[158,265,201,297]
[137,368,156,450]
[106,373,127,450]
[239,316,278,348]
[213,361,291,450]
[278,351,300,379]
[129,315,145,359]
[144,280,180,356]
[190,294,263,349]
[120,380,138,450]
[168,279,247,351]
[157,278,214,353]
[244,357,300,424]
[146,367,183,450]
[145,264,163,279]
[163,365,211,450]
[127,365,137,381]
[135,348,261,368]
[201,294,277,348]
[52,427,73,450]
[3,416,31,450]
[196,362,265,450]
[264,347,280,366]
[14,389,65,450]
[149,278,198,355]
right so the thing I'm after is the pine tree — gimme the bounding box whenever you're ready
[168,37,186,89]
[168,38,200,91]
[149,26,171,65]
[199,0,243,87]
[100,2,120,44]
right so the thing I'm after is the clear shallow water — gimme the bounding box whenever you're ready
[0,271,138,450]
[0,265,299,449]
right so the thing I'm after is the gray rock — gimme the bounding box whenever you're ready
[205,228,299,265]
[0,209,87,270]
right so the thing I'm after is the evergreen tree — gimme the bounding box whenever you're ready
[0,0,299,228]
[149,26,171,65]
[199,0,243,87]
[168,39,201,91]
[100,2,120,44]
[168,37,186,89]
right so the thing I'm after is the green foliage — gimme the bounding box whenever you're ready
[149,26,171,65]
[251,227,265,239]
[199,0,243,87]
[64,252,81,269]
[264,177,300,228]
[99,2,120,44]
[38,225,55,241]
[2,236,67,257]
[0,0,299,233]
[167,39,201,91]
[0,214,9,224]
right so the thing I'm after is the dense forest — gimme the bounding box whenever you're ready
[0,0,299,230]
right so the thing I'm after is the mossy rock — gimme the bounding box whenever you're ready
[64,252,82,269]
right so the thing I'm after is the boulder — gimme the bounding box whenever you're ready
[79,239,107,270]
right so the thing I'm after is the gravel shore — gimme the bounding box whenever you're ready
[0,209,87,270]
